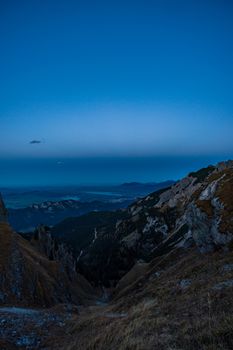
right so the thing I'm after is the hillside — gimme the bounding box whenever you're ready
[8,199,132,232]
[0,199,95,308]
[58,248,233,350]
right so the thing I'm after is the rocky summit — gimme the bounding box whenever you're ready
[116,159,233,257]
[0,160,233,349]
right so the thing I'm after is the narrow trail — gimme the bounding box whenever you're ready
[0,306,69,350]
[0,307,40,315]
[80,287,128,319]
[0,291,128,349]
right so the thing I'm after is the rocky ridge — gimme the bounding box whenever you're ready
[116,160,233,256]
[66,160,233,286]
[8,199,133,232]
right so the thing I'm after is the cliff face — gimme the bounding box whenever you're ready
[0,201,94,307]
[31,225,78,281]
[116,160,233,257]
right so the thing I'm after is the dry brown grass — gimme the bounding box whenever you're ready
[53,249,233,350]
[0,222,13,270]
[0,339,18,350]
[196,199,214,217]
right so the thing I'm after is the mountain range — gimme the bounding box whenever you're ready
[5,181,174,232]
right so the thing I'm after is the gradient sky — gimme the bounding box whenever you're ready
[0,1,233,185]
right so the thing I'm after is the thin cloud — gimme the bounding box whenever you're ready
[29,140,42,144]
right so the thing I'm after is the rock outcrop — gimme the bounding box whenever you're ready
[115,161,233,259]
[0,195,95,307]
[32,225,77,280]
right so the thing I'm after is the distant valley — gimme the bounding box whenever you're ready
[3,181,174,231]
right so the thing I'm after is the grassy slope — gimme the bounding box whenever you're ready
[0,222,95,307]
[55,248,233,350]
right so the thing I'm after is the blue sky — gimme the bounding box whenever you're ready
[0,1,233,184]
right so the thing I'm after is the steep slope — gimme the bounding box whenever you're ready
[115,160,233,259]
[51,210,128,254]
[52,210,129,286]
[0,201,95,307]
[60,248,233,350]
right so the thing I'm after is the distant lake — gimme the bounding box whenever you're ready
[85,191,122,196]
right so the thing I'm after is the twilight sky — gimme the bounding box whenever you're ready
[0,0,233,185]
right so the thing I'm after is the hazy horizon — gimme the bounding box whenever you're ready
[1,1,233,186]
[0,155,231,187]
